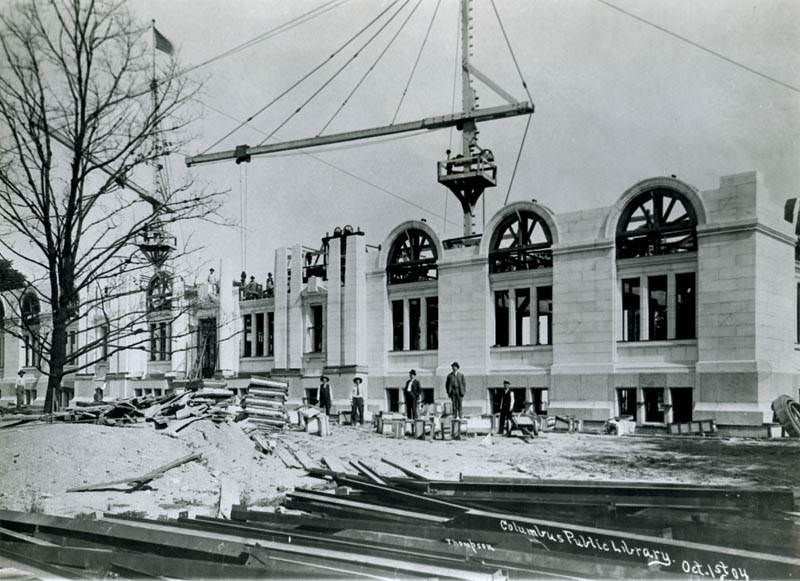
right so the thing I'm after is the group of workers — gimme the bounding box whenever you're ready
[312,362,520,435]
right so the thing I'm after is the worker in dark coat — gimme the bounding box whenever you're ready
[445,361,466,418]
[317,375,332,415]
[404,369,421,420]
[498,380,516,436]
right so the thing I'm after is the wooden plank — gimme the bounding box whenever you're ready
[290,448,317,471]
[381,457,431,481]
[67,453,202,492]
[0,526,58,546]
[321,455,350,475]
[248,377,289,389]
[274,447,302,469]
[217,479,240,520]
[349,461,386,486]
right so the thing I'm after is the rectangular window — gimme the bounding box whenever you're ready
[408,298,421,350]
[622,278,640,341]
[149,323,157,361]
[392,300,404,350]
[617,387,637,417]
[676,272,696,340]
[68,330,77,357]
[100,325,109,362]
[515,289,531,346]
[537,286,552,345]
[643,388,665,423]
[159,321,169,360]
[267,312,274,356]
[494,290,510,346]
[311,304,324,353]
[648,275,668,340]
[421,387,435,405]
[426,297,438,350]
[255,313,264,357]
[243,314,252,358]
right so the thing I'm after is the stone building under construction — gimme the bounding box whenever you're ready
[1,170,798,434]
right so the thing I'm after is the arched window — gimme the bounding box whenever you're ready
[387,228,438,285]
[489,210,553,273]
[616,189,697,259]
[21,291,40,327]
[147,271,172,312]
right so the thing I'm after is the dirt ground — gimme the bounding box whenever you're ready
[0,420,798,519]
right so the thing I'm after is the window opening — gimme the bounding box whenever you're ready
[409,298,421,351]
[494,290,509,346]
[622,278,641,341]
[616,189,698,259]
[243,314,252,357]
[385,388,400,412]
[617,388,637,417]
[255,313,264,357]
[537,286,552,345]
[676,272,696,340]
[392,300,404,350]
[489,387,527,413]
[515,289,531,345]
[648,275,667,340]
[489,210,553,273]
[387,228,438,284]
[426,297,438,350]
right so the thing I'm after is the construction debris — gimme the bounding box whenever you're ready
[67,453,202,493]
[241,377,288,432]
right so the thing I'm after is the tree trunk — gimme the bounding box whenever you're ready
[44,317,66,414]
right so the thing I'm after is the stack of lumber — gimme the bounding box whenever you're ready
[0,466,797,580]
[241,377,288,432]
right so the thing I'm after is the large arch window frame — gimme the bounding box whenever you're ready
[489,210,553,274]
[616,189,698,259]
[386,228,438,285]
[386,227,438,352]
[615,189,698,343]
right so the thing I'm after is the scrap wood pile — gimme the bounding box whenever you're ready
[0,465,798,581]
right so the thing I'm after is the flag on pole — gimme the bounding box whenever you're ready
[154,27,174,55]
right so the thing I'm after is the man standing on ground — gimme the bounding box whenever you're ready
[445,362,466,418]
[351,377,365,425]
[404,369,421,420]
[15,369,25,410]
[498,380,516,436]
[318,375,332,416]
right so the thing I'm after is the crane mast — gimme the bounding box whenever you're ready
[184,0,533,237]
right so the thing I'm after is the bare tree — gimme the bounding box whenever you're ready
[0,0,222,412]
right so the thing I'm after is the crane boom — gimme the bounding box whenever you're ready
[184,101,533,167]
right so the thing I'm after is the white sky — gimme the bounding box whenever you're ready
[129,0,800,283]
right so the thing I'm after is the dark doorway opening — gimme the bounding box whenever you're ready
[198,318,217,379]
[671,388,693,423]
[618,387,637,417]
[386,388,400,412]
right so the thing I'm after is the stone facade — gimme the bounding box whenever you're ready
[2,171,798,431]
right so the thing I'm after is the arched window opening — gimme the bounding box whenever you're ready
[387,228,438,285]
[489,210,553,273]
[21,291,40,327]
[616,189,697,259]
[147,271,172,313]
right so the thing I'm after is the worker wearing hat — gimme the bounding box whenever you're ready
[15,369,26,410]
[498,380,516,436]
[317,375,332,415]
[445,362,466,418]
[351,377,365,426]
[404,369,421,420]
